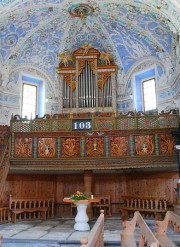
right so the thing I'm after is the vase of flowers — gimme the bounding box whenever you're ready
[71,191,88,201]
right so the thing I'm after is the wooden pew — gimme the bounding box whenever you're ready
[92,195,111,216]
[80,210,104,247]
[120,196,167,221]
[155,211,180,247]
[121,211,160,247]
[70,202,77,216]
[0,206,9,223]
[9,195,54,223]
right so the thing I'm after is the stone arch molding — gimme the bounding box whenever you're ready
[121,56,171,97]
[10,64,57,100]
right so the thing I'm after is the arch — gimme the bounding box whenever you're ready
[11,64,57,99]
[122,56,167,96]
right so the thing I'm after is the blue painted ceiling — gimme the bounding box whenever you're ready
[0,0,180,79]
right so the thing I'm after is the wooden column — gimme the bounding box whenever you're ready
[84,170,93,220]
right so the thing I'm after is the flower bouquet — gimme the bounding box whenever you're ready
[71,191,88,201]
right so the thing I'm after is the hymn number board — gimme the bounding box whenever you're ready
[72,119,92,131]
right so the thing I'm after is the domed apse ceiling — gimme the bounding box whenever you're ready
[0,0,180,102]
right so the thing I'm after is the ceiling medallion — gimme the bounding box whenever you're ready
[68,3,94,19]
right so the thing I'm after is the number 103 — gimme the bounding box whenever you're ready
[73,121,92,130]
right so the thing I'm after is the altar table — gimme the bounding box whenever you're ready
[63,198,100,231]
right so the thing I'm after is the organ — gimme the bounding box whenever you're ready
[56,44,118,113]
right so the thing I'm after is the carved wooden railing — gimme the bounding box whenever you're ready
[155,211,180,247]
[8,110,179,172]
[10,109,179,133]
[80,210,104,247]
[0,137,10,202]
[121,211,160,247]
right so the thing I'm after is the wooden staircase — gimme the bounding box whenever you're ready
[0,126,10,236]
[0,138,10,203]
[0,126,10,205]
[0,127,10,244]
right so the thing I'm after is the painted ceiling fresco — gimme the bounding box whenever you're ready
[0,0,180,104]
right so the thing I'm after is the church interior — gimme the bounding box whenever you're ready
[0,0,180,245]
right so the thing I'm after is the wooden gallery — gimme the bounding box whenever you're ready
[0,46,179,226]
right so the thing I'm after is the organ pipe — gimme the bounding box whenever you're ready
[109,77,112,106]
[58,47,117,112]
[63,73,113,108]
[78,61,97,108]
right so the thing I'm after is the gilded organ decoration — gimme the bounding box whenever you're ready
[63,75,76,90]
[78,59,96,76]
[160,134,177,155]
[81,42,92,56]
[38,138,56,158]
[98,73,111,89]
[110,136,129,156]
[86,137,104,157]
[88,59,96,73]
[57,52,73,67]
[99,52,112,65]
[14,138,32,157]
[62,137,80,157]
[78,60,86,76]
[56,45,117,113]
[135,135,154,155]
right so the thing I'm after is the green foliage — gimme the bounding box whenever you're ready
[71,191,88,201]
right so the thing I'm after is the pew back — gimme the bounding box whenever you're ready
[0,207,9,223]
[92,195,111,216]
[155,211,180,247]
[120,196,167,221]
[9,195,54,223]
[80,210,104,247]
[121,211,160,247]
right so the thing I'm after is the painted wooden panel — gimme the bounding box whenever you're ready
[14,137,32,158]
[61,137,80,157]
[38,138,56,158]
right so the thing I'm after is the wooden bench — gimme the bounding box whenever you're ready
[70,202,77,216]
[120,196,167,221]
[121,211,160,247]
[155,211,180,247]
[0,206,9,223]
[80,210,104,247]
[92,195,111,216]
[9,195,54,223]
